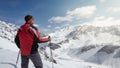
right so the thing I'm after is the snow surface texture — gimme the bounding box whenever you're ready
[0,20,120,68]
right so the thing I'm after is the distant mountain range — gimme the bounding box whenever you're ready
[50,21,120,68]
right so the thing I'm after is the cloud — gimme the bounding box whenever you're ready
[48,25,52,28]
[87,16,120,27]
[49,5,97,23]
[107,7,120,13]
[34,24,40,27]
[99,0,107,3]
[55,26,61,29]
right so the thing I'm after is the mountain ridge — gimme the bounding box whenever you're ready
[0,20,18,43]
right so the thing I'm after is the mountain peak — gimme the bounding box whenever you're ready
[0,20,18,42]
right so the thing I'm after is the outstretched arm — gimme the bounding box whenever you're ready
[35,30,50,43]
[29,25,51,43]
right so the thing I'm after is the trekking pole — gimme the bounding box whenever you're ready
[16,50,20,65]
[49,41,54,68]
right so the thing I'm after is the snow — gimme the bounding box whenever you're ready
[48,20,120,68]
[0,49,107,68]
[0,37,18,51]
[0,20,120,68]
[0,40,107,68]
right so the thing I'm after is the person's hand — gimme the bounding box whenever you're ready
[48,36,51,41]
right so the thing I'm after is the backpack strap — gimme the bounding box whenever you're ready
[29,25,41,43]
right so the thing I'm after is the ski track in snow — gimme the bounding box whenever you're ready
[0,62,17,68]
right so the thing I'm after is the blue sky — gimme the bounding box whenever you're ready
[0,0,120,33]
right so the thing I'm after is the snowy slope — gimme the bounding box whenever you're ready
[0,49,107,68]
[0,20,120,68]
[0,21,19,51]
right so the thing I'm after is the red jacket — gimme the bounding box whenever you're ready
[18,23,49,55]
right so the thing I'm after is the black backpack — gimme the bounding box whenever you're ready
[14,34,20,48]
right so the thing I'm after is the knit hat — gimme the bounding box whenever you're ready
[24,15,33,22]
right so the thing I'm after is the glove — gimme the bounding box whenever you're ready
[48,36,51,41]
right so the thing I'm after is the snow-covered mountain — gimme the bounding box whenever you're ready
[50,22,120,68]
[0,20,18,42]
[51,23,120,45]
[0,21,19,51]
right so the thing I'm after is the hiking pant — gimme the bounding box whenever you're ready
[21,52,43,68]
